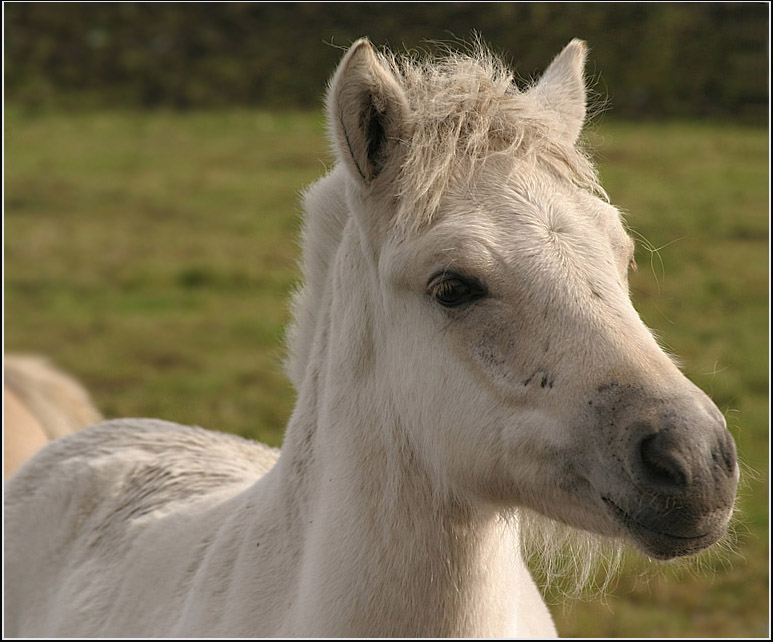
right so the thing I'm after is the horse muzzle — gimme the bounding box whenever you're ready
[591,382,739,559]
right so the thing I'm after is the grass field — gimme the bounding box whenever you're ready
[4,109,768,637]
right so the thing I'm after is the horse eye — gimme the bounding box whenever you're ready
[429,274,486,308]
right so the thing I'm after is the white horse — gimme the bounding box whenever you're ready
[4,38,738,638]
[4,355,103,479]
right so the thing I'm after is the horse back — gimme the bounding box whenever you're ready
[3,418,279,636]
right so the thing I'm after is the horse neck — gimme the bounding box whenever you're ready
[272,191,523,636]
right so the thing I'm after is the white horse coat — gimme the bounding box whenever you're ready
[4,38,737,638]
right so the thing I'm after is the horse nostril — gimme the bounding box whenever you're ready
[637,432,691,494]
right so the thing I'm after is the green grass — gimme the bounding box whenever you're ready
[5,109,323,444]
[4,109,768,637]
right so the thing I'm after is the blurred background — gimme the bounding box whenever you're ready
[4,2,769,122]
[4,2,769,638]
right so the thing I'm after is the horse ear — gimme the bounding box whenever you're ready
[327,38,409,184]
[531,39,588,144]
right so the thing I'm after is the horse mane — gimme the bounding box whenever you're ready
[284,166,349,389]
[379,42,607,231]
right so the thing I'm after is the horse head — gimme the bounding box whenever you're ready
[324,38,738,561]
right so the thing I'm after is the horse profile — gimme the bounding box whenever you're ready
[4,355,102,479]
[3,38,738,637]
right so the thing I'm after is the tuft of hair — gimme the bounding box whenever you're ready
[515,480,744,603]
[368,41,606,232]
[514,506,624,600]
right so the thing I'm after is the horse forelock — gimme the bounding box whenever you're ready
[371,46,605,232]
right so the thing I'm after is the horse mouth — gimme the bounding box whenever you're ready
[601,496,724,560]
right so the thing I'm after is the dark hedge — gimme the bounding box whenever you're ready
[4,2,768,123]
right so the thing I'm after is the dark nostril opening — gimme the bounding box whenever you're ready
[638,432,690,494]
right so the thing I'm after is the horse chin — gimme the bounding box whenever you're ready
[602,496,731,560]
